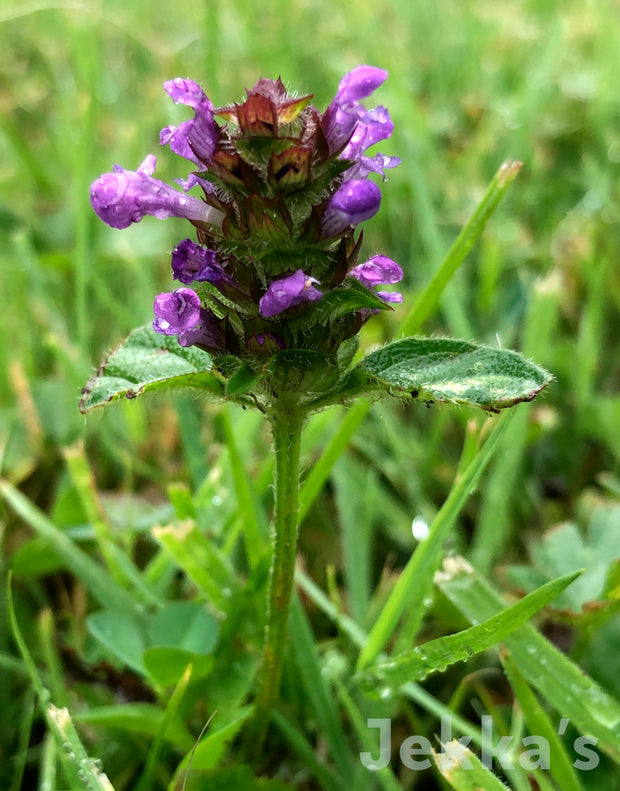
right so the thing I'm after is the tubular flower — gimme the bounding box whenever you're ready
[259,270,323,318]
[90,67,400,358]
[350,255,404,303]
[152,288,202,335]
[322,179,382,237]
[90,155,223,230]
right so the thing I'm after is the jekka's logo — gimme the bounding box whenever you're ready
[360,717,599,772]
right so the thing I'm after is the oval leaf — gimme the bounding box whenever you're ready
[80,325,226,413]
[356,337,552,410]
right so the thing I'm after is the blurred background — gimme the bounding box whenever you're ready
[1,0,620,786]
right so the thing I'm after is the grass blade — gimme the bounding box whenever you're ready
[1,480,140,616]
[436,557,620,763]
[356,411,512,671]
[288,593,355,781]
[500,651,584,791]
[7,575,116,791]
[366,570,581,686]
[399,160,522,337]
[271,710,343,791]
[298,401,369,521]
[220,408,269,568]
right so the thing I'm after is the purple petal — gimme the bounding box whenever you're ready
[259,269,323,318]
[90,156,224,230]
[341,106,394,161]
[350,255,403,305]
[153,288,201,335]
[160,120,196,163]
[188,101,219,162]
[334,66,388,105]
[163,78,209,108]
[349,153,401,181]
[160,102,218,165]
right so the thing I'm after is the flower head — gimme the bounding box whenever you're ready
[91,67,400,358]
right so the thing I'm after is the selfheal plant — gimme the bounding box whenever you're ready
[82,67,552,741]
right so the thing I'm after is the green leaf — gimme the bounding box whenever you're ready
[143,647,214,687]
[148,601,220,654]
[79,325,226,413]
[225,362,263,397]
[366,570,580,686]
[87,610,146,675]
[354,337,552,411]
[502,503,620,614]
[173,706,254,773]
[436,557,620,763]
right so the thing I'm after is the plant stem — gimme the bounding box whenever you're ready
[249,409,304,748]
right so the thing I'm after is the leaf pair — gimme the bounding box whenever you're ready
[79,325,552,415]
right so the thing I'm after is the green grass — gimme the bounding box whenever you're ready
[1,0,620,788]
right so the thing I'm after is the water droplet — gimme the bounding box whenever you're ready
[411,516,429,541]
[380,687,393,701]
[211,495,223,507]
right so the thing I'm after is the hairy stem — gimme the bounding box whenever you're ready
[249,410,304,748]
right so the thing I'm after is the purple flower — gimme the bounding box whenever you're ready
[160,78,218,165]
[177,308,225,349]
[323,66,389,155]
[322,179,381,237]
[259,270,323,318]
[153,288,202,335]
[350,255,404,303]
[90,155,224,230]
[171,238,224,284]
[340,106,400,180]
